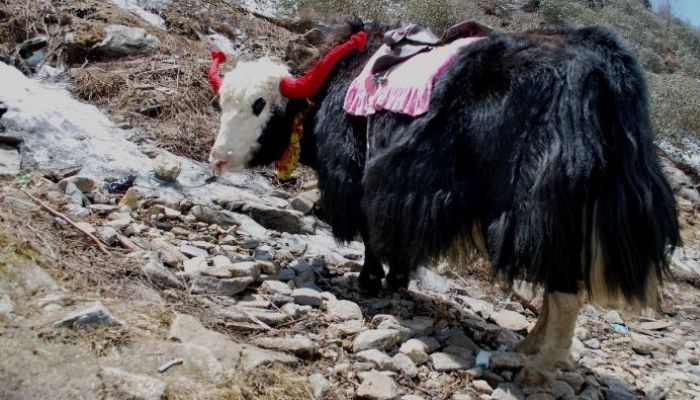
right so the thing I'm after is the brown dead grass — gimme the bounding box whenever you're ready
[39,325,131,357]
[164,365,314,400]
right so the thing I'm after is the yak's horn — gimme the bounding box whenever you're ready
[280,31,367,99]
[208,50,227,94]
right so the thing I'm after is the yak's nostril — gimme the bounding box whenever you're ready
[212,159,228,173]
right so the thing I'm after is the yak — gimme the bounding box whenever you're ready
[207,22,680,370]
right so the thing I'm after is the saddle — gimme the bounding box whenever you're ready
[371,20,494,75]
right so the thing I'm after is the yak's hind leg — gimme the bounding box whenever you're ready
[516,291,581,372]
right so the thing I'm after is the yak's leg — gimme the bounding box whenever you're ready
[385,267,410,291]
[517,291,581,370]
[357,228,385,295]
[515,292,550,355]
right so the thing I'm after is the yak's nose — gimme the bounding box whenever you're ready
[210,147,233,174]
[212,159,228,174]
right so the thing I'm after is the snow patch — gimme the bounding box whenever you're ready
[207,31,238,56]
[108,0,166,29]
[0,62,271,205]
[238,0,281,18]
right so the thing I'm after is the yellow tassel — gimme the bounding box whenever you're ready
[276,112,304,180]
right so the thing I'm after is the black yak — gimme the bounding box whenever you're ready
[208,23,680,370]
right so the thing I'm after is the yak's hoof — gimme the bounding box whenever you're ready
[385,271,409,291]
[358,271,383,296]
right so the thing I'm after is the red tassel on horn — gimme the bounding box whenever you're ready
[280,31,367,99]
[209,50,227,94]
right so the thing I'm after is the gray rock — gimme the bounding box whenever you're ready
[0,144,20,176]
[356,349,393,369]
[488,351,527,370]
[292,288,323,306]
[430,352,473,371]
[151,238,187,268]
[353,329,403,353]
[472,379,494,394]
[328,320,363,337]
[152,154,181,182]
[183,256,208,277]
[578,386,602,400]
[551,380,575,400]
[4,196,39,212]
[179,244,208,258]
[142,254,182,289]
[0,293,15,319]
[190,205,239,229]
[168,313,241,371]
[189,276,252,296]
[59,176,97,194]
[403,316,435,336]
[97,226,119,246]
[492,383,526,400]
[228,261,261,280]
[376,317,414,342]
[445,333,479,352]
[442,346,473,360]
[458,295,494,318]
[277,235,308,256]
[631,333,656,355]
[268,268,296,281]
[212,255,233,269]
[328,300,363,321]
[392,353,419,377]
[356,370,400,400]
[602,388,637,400]
[92,24,160,58]
[253,336,319,358]
[64,181,84,205]
[556,372,584,393]
[261,280,293,296]
[239,345,297,371]
[242,202,314,234]
[99,367,167,400]
[253,245,275,261]
[258,260,280,275]
[308,373,330,399]
[289,189,320,214]
[54,301,123,329]
[603,310,624,325]
[235,294,270,309]
[584,338,601,350]
[490,310,530,331]
[575,327,592,341]
[399,339,430,365]
[280,303,306,319]
[178,343,225,383]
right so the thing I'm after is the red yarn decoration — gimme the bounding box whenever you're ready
[280,31,367,99]
[208,50,227,94]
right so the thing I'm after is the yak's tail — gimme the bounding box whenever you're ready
[578,28,681,308]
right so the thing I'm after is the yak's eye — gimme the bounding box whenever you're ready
[252,98,266,116]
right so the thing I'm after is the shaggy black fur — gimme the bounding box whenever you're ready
[264,25,681,301]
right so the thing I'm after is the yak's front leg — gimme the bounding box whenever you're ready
[516,291,581,371]
[357,228,385,296]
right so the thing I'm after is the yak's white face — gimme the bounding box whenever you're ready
[209,57,291,173]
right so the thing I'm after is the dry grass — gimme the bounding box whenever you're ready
[165,365,313,400]
[38,325,131,357]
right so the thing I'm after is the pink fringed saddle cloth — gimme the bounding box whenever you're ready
[344,22,490,117]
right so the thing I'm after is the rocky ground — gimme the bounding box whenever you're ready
[2,1,700,400]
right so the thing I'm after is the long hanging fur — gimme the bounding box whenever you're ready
[310,26,680,304]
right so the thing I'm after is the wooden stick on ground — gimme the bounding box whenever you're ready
[21,189,111,255]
